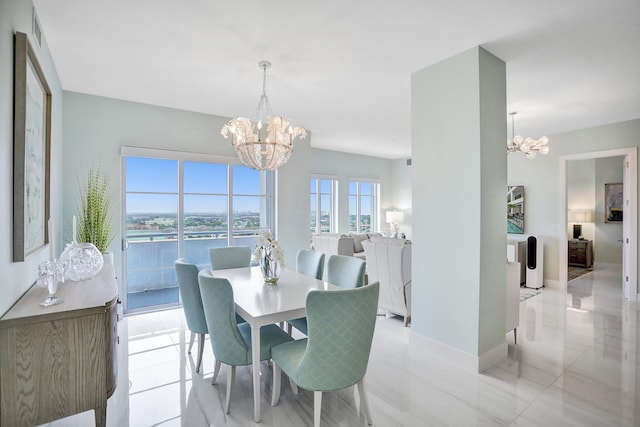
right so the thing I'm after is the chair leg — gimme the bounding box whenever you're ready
[196,333,205,373]
[314,391,323,427]
[403,315,409,327]
[211,360,222,385]
[271,363,281,406]
[188,331,196,354]
[289,377,299,395]
[357,378,373,425]
[287,323,293,335]
[224,365,235,414]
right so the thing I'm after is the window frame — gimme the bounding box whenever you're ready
[348,178,380,234]
[310,175,338,234]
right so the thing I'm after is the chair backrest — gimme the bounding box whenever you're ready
[362,238,411,316]
[296,249,325,280]
[327,254,366,288]
[296,282,380,391]
[210,246,251,270]
[197,270,250,365]
[175,258,207,334]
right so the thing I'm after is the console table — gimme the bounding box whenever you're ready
[0,264,118,427]
[568,239,593,268]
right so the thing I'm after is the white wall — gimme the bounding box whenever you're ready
[1,0,63,316]
[62,91,311,295]
[508,119,640,282]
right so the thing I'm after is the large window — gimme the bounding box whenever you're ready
[349,180,380,233]
[310,177,337,234]
[123,149,273,311]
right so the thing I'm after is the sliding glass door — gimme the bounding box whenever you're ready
[122,151,273,312]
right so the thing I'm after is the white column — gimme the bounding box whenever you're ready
[410,46,507,371]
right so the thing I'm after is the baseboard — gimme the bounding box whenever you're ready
[409,331,507,373]
[544,279,562,289]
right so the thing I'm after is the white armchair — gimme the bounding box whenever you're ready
[362,236,411,326]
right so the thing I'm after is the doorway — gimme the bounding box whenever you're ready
[560,148,638,301]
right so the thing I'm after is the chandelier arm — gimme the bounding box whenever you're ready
[220,60,306,171]
[506,111,550,159]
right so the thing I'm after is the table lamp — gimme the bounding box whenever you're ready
[386,210,404,238]
[568,209,592,239]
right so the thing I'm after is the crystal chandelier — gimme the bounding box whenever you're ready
[220,61,307,170]
[506,112,550,159]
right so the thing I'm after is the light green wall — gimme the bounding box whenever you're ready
[411,47,507,357]
[1,0,64,316]
[62,91,311,296]
[568,159,596,240]
[595,156,624,264]
[508,119,640,282]
[391,158,412,239]
[310,148,393,234]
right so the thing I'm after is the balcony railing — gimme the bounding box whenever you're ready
[125,230,259,309]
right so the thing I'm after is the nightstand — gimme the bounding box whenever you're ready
[568,239,593,268]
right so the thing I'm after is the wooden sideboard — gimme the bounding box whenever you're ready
[568,239,593,268]
[0,264,118,427]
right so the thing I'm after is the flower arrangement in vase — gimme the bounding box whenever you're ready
[253,230,284,283]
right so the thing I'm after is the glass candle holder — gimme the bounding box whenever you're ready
[37,259,64,307]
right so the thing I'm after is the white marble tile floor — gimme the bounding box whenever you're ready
[41,264,639,426]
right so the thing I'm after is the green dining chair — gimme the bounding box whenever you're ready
[210,246,251,324]
[209,246,252,270]
[197,270,293,414]
[271,282,380,427]
[287,249,325,335]
[326,254,366,289]
[288,253,365,336]
[174,258,211,374]
[296,249,325,280]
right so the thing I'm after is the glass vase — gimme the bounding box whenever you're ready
[260,247,281,284]
[59,242,104,281]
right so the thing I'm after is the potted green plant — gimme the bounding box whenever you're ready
[76,167,115,261]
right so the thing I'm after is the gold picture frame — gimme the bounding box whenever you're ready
[13,31,52,262]
[605,183,623,223]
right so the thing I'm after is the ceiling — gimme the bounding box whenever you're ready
[33,0,640,159]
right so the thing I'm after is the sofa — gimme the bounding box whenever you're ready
[362,236,411,326]
[311,233,380,259]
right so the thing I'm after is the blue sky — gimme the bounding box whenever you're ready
[126,157,265,213]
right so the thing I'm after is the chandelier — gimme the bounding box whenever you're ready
[506,112,550,159]
[220,61,307,170]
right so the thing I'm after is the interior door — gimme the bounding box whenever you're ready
[622,155,631,299]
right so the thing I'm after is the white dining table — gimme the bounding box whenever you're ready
[212,265,338,423]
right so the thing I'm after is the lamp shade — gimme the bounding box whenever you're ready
[386,210,404,224]
[568,209,593,223]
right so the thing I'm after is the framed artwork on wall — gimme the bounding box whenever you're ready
[13,31,52,262]
[507,185,525,234]
[605,183,623,223]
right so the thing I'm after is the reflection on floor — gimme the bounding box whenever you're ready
[44,264,639,426]
[568,265,594,282]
